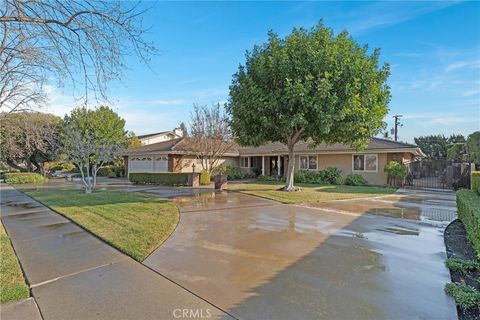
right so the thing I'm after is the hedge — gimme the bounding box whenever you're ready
[129,172,189,186]
[472,171,480,195]
[4,173,48,184]
[457,189,480,257]
[200,172,211,185]
[344,173,368,186]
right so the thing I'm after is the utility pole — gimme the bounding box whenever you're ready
[393,115,403,142]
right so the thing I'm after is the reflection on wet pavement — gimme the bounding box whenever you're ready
[304,193,457,225]
[144,189,457,319]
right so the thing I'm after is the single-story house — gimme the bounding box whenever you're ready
[123,137,424,185]
[138,127,185,145]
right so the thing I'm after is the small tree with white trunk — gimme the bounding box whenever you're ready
[62,106,127,193]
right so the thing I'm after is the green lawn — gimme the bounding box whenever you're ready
[0,222,29,304]
[227,182,396,204]
[25,190,179,261]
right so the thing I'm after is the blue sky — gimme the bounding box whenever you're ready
[46,1,480,143]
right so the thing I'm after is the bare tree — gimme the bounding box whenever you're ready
[188,103,235,173]
[0,0,155,114]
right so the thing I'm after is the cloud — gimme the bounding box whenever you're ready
[394,52,424,58]
[445,59,480,72]
[151,99,185,105]
[463,87,480,97]
[344,2,457,34]
[429,116,477,126]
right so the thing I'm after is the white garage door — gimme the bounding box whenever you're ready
[129,157,153,173]
[153,156,168,172]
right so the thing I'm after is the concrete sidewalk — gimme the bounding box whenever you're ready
[0,184,230,320]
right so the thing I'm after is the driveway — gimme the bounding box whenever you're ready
[144,188,458,320]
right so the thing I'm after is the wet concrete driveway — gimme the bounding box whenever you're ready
[144,189,457,320]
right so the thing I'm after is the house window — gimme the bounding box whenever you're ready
[250,157,258,168]
[353,154,377,172]
[299,155,317,170]
[240,157,249,168]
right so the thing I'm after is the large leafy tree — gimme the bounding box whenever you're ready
[466,131,480,165]
[415,134,466,159]
[62,106,127,193]
[0,112,61,173]
[227,23,390,191]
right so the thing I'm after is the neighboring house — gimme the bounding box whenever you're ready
[138,127,184,145]
[123,137,424,185]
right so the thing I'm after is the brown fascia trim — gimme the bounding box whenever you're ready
[238,147,422,157]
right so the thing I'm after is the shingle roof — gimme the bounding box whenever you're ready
[138,131,176,139]
[238,137,419,155]
[124,137,420,156]
[123,137,239,156]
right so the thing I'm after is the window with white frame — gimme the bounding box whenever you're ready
[240,157,249,168]
[299,155,317,170]
[353,154,377,172]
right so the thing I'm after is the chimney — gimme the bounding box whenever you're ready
[174,127,184,137]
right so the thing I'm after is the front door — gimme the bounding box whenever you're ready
[270,156,284,177]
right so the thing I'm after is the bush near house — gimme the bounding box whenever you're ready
[129,172,189,186]
[4,173,48,184]
[97,165,124,178]
[213,165,256,180]
[472,171,480,195]
[344,173,368,186]
[200,172,211,185]
[457,189,480,257]
[293,168,342,185]
[384,161,407,187]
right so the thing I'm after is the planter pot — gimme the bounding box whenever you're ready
[214,174,228,190]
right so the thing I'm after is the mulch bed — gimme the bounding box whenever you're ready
[444,219,480,320]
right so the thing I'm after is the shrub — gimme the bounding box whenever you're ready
[257,175,277,181]
[200,172,211,185]
[294,170,323,184]
[129,172,189,186]
[97,166,115,177]
[384,161,407,187]
[446,258,480,275]
[213,166,248,180]
[344,173,368,186]
[457,189,480,257]
[320,167,342,185]
[445,283,480,310]
[4,173,48,184]
[472,171,480,195]
[0,169,20,179]
[49,162,76,172]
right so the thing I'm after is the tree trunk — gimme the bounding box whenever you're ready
[283,144,296,191]
[6,159,26,172]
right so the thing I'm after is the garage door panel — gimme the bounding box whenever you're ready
[129,157,153,173]
[154,156,168,172]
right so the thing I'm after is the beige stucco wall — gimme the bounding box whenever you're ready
[179,155,239,172]
[293,153,389,185]
[140,134,175,145]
